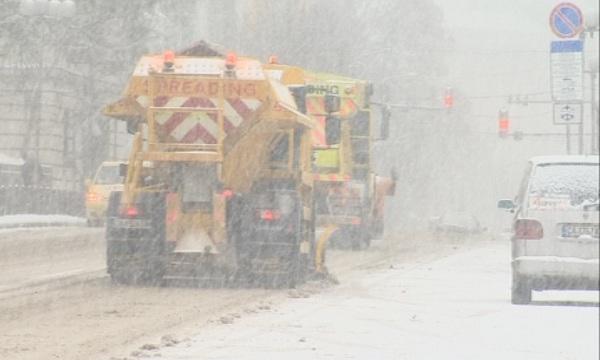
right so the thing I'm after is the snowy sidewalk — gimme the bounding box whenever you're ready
[0,214,86,229]
[136,240,599,360]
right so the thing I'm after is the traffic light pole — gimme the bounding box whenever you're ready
[507,97,590,154]
[371,101,447,112]
[566,125,572,154]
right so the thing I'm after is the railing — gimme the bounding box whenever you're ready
[0,185,84,216]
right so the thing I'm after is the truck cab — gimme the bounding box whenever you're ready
[265,62,394,249]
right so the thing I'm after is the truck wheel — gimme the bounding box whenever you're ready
[105,191,167,287]
[511,273,532,305]
[109,261,165,286]
[350,226,370,250]
[110,269,134,285]
[286,253,310,289]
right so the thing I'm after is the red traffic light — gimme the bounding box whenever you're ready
[444,87,453,108]
[498,109,510,138]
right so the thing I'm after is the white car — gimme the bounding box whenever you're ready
[498,155,599,304]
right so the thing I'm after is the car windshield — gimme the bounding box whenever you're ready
[528,163,599,208]
[94,165,123,185]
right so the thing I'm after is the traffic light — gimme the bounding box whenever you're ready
[498,109,510,138]
[443,87,453,109]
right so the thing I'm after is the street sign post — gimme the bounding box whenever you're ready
[549,2,584,38]
[553,102,582,125]
[550,40,583,101]
[548,3,588,155]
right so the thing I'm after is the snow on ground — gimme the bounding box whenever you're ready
[0,214,86,229]
[138,241,599,360]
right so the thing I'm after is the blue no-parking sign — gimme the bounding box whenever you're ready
[549,3,584,38]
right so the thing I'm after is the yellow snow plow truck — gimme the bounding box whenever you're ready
[264,62,396,250]
[102,43,318,287]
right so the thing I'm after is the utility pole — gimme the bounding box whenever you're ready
[582,47,599,154]
[566,125,572,154]
[579,11,599,154]
[591,70,598,154]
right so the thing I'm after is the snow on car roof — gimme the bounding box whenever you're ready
[530,155,599,166]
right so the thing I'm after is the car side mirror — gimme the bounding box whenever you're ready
[497,199,515,212]
[119,163,128,177]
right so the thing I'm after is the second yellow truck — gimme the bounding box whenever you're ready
[265,61,395,250]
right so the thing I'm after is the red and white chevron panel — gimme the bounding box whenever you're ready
[305,97,358,146]
[311,115,327,146]
[142,96,261,144]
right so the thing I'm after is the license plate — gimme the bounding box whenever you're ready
[251,258,281,271]
[111,218,152,229]
[561,224,599,238]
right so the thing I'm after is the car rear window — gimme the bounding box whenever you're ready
[528,163,599,209]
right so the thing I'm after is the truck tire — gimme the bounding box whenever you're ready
[511,273,532,305]
[233,187,307,288]
[106,191,167,286]
[350,225,370,250]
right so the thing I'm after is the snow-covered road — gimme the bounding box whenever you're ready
[0,227,104,294]
[138,239,599,360]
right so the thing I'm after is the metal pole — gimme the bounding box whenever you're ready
[578,117,584,154]
[592,72,598,154]
[566,125,571,154]
[112,119,117,159]
[579,33,585,155]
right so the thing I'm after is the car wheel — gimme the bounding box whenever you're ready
[511,273,532,305]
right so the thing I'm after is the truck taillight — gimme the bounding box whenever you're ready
[221,189,234,199]
[514,219,543,240]
[259,209,281,221]
[86,192,100,203]
[121,205,140,218]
